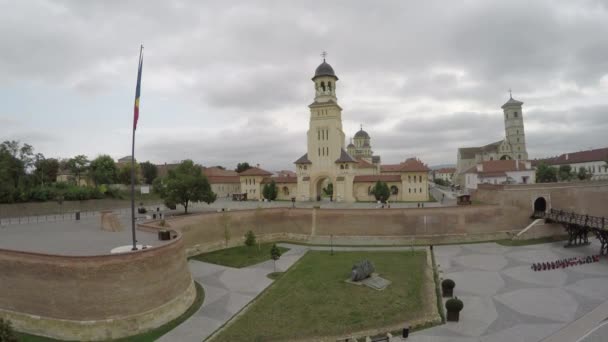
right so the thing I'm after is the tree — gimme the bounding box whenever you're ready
[263,180,278,201]
[140,161,158,184]
[270,243,282,272]
[89,155,118,185]
[558,165,573,182]
[236,162,252,173]
[244,230,256,247]
[0,318,18,342]
[153,160,216,213]
[371,181,390,202]
[536,163,557,183]
[577,167,592,180]
[33,157,59,186]
[67,155,89,185]
[322,182,333,198]
[117,162,141,185]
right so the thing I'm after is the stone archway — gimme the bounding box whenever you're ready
[534,197,547,213]
[314,176,331,201]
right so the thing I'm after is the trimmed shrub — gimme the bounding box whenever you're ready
[441,278,455,297]
[446,297,464,322]
[245,230,256,247]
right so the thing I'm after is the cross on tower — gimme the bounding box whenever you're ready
[360,124,363,130]
[509,88,513,99]
[321,51,327,61]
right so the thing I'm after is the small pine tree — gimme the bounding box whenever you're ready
[244,230,256,247]
[0,318,18,342]
[270,243,282,272]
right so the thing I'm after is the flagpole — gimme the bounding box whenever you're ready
[131,45,143,251]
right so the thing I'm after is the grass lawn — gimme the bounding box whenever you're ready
[190,243,289,268]
[213,250,430,341]
[14,282,204,342]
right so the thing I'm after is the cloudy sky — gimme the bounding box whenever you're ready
[2,0,607,170]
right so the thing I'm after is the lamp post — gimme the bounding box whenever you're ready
[330,234,334,255]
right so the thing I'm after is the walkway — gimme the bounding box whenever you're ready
[160,241,608,342]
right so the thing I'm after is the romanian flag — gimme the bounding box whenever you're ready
[133,46,143,130]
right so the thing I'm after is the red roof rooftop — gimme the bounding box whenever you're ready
[238,166,273,176]
[354,175,402,183]
[381,158,430,173]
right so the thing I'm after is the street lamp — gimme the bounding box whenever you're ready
[330,234,334,255]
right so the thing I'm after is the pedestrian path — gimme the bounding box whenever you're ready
[160,241,608,342]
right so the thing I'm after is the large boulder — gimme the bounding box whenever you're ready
[351,259,375,281]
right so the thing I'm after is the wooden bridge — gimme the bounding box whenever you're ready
[533,209,608,255]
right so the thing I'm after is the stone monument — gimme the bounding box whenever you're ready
[351,259,375,281]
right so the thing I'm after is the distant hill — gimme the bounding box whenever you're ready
[429,164,455,170]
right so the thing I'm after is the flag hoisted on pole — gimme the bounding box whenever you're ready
[130,45,143,251]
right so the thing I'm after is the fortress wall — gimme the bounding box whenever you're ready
[145,205,531,255]
[0,234,195,341]
[474,181,608,217]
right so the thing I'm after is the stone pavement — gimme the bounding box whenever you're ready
[403,241,608,342]
[162,241,608,342]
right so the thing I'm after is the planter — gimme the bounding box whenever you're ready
[446,310,460,322]
[445,297,464,322]
[441,279,455,298]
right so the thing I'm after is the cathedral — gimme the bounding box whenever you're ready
[454,94,529,186]
[292,57,430,202]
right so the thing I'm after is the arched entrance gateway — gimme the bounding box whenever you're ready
[314,176,332,201]
[534,197,547,213]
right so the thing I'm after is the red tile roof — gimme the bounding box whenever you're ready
[549,148,608,165]
[207,176,240,184]
[381,158,430,172]
[238,166,273,176]
[356,158,376,169]
[203,167,238,177]
[354,175,402,183]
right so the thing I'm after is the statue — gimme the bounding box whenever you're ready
[350,259,375,281]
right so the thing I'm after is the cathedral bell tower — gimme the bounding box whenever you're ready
[501,91,528,160]
[306,53,346,168]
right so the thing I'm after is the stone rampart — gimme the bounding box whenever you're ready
[0,233,195,341]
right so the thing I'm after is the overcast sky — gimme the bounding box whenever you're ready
[2,0,607,170]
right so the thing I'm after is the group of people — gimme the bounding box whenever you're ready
[531,255,601,272]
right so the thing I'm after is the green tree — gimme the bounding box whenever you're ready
[558,165,573,182]
[322,182,333,198]
[372,181,390,202]
[153,160,216,213]
[244,230,256,247]
[270,243,282,272]
[140,161,158,184]
[117,162,141,185]
[0,318,18,342]
[33,157,59,186]
[0,150,22,202]
[536,163,557,183]
[263,180,278,201]
[89,155,117,185]
[577,167,592,180]
[236,162,252,173]
[67,155,89,185]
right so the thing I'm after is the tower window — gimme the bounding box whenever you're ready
[328,82,332,91]
[514,112,518,117]
[321,82,326,92]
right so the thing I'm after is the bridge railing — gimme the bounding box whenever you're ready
[546,209,606,230]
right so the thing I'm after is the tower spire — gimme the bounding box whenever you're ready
[360,123,363,131]
[509,88,512,99]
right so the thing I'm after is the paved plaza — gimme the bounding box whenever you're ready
[159,241,608,342]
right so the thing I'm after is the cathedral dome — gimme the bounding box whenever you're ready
[314,60,337,79]
[354,129,370,139]
[347,142,355,148]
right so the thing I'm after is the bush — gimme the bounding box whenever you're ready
[441,279,455,289]
[0,318,18,342]
[445,297,464,312]
[245,230,256,247]
[165,201,177,210]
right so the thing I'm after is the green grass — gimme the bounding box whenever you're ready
[15,282,204,342]
[496,235,568,246]
[190,243,289,268]
[213,250,429,341]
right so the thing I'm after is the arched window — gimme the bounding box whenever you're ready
[514,112,518,117]
[321,82,326,91]
[419,175,422,182]
[340,164,344,170]
[328,81,332,91]
[409,188,411,193]
[283,187,289,196]
[391,186,398,195]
